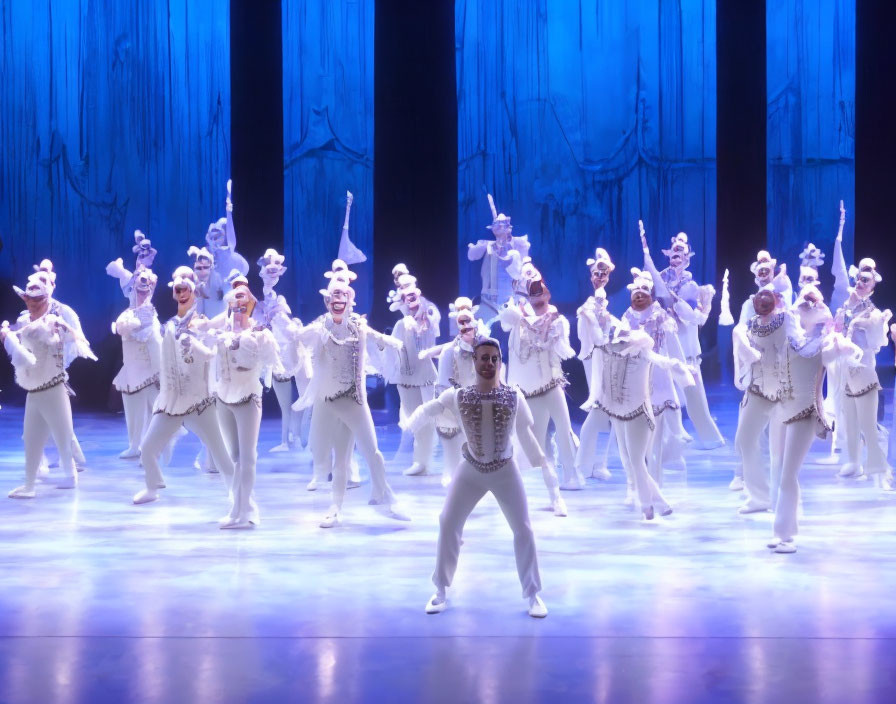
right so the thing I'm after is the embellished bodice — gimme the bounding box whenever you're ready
[745,313,792,401]
[457,384,518,466]
[113,303,161,393]
[155,310,216,416]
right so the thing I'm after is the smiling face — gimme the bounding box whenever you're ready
[630,289,652,312]
[668,245,689,271]
[491,220,512,241]
[854,270,877,298]
[474,343,501,381]
[22,284,49,316]
[193,257,212,283]
[403,290,420,313]
[134,270,155,295]
[755,264,774,287]
[457,313,476,343]
[172,283,194,308]
[327,288,350,319]
[591,263,611,290]
[527,278,550,310]
[229,288,252,316]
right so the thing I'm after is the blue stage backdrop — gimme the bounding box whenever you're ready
[767,0,855,284]
[456,0,717,311]
[282,0,374,322]
[0,0,230,342]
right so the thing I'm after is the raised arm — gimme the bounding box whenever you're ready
[639,220,672,304]
[225,179,237,252]
[831,200,849,307]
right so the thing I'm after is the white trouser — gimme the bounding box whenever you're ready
[826,360,846,452]
[612,415,669,512]
[121,385,159,453]
[140,407,235,492]
[733,406,770,480]
[433,458,541,598]
[680,365,725,446]
[772,416,816,541]
[648,409,685,486]
[438,430,464,482]
[397,385,436,467]
[22,383,75,489]
[272,377,297,446]
[735,393,777,507]
[309,397,397,509]
[528,386,578,484]
[575,407,614,474]
[842,390,890,475]
[218,398,262,523]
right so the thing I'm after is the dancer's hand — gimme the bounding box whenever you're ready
[226,179,233,212]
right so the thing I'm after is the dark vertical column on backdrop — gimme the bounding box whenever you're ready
[856,0,896,316]
[716,1,766,311]
[373,0,457,329]
[230,0,284,267]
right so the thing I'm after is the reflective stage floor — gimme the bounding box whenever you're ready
[0,386,894,703]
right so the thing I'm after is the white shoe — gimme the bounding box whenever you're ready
[119,448,141,460]
[591,466,611,481]
[8,485,36,499]
[552,496,568,517]
[623,486,636,507]
[642,505,655,521]
[320,507,341,528]
[728,476,744,491]
[269,443,290,453]
[306,478,319,491]
[774,541,797,554]
[346,479,362,490]
[387,503,412,521]
[133,489,159,505]
[425,593,447,614]
[403,463,427,476]
[738,501,770,514]
[220,518,254,530]
[528,595,548,618]
[695,439,725,451]
[560,471,585,491]
[57,475,77,490]
[767,537,794,548]
[838,463,862,478]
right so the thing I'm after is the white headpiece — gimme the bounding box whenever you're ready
[798,243,825,269]
[257,248,287,273]
[324,259,357,282]
[14,273,52,299]
[392,263,410,278]
[320,278,355,302]
[848,258,882,284]
[169,266,197,291]
[226,268,249,288]
[224,282,257,309]
[627,268,654,293]
[585,247,615,271]
[32,259,57,289]
[750,250,777,275]
[187,246,215,265]
[448,296,479,319]
[132,268,159,293]
[132,230,158,264]
[662,232,694,259]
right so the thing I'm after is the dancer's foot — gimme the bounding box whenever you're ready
[306,478,320,491]
[660,505,673,517]
[623,486,636,507]
[75,463,86,473]
[528,595,548,618]
[642,505,655,521]
[766,536,794,548]
[728,476,744,491]
[346,479,362,490]
[320,506,341,528]
[269,443,290,453]
[590,465,611,481]
[560,479,585,491]
[133,489,159,505]
[403,462,427,476]
[695,439,725,451]
[119,448,141,460]
[737,500,770,514]
[552,496,568,517]
[220,518,254,530]
[57,474,77,490]
[387,503,411,521]
[8,485,36,499]
[838,462,862,478]
[774,541,797,554]
[425,592,447,614]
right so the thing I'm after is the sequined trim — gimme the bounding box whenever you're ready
[457,384,517,460]
[26,373,67,393]
[326,382,360,404]
[747,385,789,403]
[120,374,160,395]
[155,396,215,417]
[462,443,510,473]
[522,376,568,399]
[846,382,881,398]
[783,406,816,424]
[220,393,261,408]
[652,400,680,416]
[398,382,435,389]
[273,373,292,383]
[594,399,655,431]
[748,313,785,337]
[437,427,461,439]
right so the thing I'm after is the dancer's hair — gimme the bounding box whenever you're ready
[474,337,503,360]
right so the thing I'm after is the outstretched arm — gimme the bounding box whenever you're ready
[831,200,849,306]
[639,220,672,303]
[225,179,237,252]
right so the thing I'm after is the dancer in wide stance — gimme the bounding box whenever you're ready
[132,267,235,506]
[286,279,410,527]
[405,338,550,618]
[2,274,97,496]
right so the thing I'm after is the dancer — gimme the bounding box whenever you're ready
[2,274,97,496]
[107,230,159,301]
[827,258,893,487]
[386,273,441,477]
[205,179,250,282]
[498,260,571,509]
[108,267,162,459]
[288,279,410,527]
[257,248,311,452]
[641,230,725,449]
[188,246,226,318]
[404,338,549,618]
[468,194,529,321]
[132,267,235,506]
[580,308,691,519]
[211,284,282,528]
[575,248,616,481]
[732,288,833,531]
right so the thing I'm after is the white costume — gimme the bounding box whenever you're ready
[133,269,235,506]
[386,274,440,477]
[827,259,892,486]
[467,194,529,320]
[289,280,409,527]
[205,178,250,292]
[732,292,833,547]
[575,248,616,480]
[211,286,282,527]
[498,262,573,503]
[3,276,97,497]
[406,376,549,617]
[642,233,725,449]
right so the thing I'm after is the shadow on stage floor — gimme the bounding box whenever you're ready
[0,385,894,703]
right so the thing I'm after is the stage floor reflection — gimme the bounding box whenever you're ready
[0,387,894,703]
